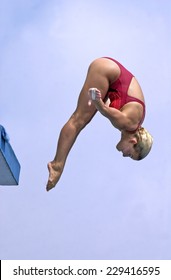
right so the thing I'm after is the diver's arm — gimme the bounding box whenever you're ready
[94,98,130,130]
[88,88,132,130]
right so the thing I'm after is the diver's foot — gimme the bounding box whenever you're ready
[46,161,63,191]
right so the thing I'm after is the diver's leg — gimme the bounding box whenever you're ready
[46,58,110,191]
[46,107,96,191]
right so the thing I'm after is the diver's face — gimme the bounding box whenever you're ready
[116,138,139,160]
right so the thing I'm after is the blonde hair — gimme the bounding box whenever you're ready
[134,127,153,160]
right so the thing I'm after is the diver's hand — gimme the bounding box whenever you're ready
[88,88,102,106]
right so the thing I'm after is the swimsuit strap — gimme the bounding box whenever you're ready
[126,99,146,133]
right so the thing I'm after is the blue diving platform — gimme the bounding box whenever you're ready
[0,125,20,185]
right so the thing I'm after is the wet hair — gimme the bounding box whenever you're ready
[133,127,153,160]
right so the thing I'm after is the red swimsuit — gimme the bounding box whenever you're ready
[105,57,145,131]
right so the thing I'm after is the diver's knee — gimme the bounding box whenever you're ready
[72,111,93,130]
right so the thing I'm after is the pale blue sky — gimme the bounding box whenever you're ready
[0,0,171,259]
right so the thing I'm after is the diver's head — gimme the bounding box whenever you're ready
[116,127,153,160]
